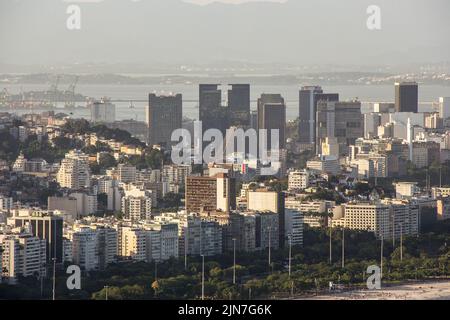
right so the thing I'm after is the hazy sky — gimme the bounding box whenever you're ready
[185,0,287,4]
[0,0,449,69]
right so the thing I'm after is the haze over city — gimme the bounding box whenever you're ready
[0,0,450,307]
[1,0,449,71]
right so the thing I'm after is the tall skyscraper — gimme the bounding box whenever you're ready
[298,86,339,145]
[395,82,419,113]
[147,93,182,147]
[199,84,228,136]
[90,99,116,123]
[228,84,250,126]
[316,100,363,156]
[199,84,250,138]
[257,94,286,150]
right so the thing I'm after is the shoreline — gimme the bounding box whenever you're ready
[297,279,450,300]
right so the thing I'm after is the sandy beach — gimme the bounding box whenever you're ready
[300,281,450,300]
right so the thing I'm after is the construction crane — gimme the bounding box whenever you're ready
[48,75,61,93]
[48,75,61,107]
[65,76,79,108]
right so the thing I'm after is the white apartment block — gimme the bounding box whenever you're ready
[121,195,152,221]
[332,200,419,240]
[284,209,304,246]
[57,150,91,189]
[350,155,388,179]
[307,155,340,175]
[70,228,99,271]
[72,192,98,217]
[93,226,118,268]
[247,190,280,213]
[66,223,118,270]
[395,182,420,199]
[12,153,27,172]
[118,224,177,263]
[144,223,179,262]
[0,233,46,283]
[120,227,148,262]
[162,164,192,185]
[385,200,419,239]
[341,202,391,240]
[288,170,310,191]
[178,216,222,257]
[1,238,20,283]
[285,198,334,228]
[95,177,123,212]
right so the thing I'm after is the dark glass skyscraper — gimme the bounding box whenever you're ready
[298,86,339,145]
[395,82,418,113]
[257,94,286,150]
[199,84,228,136]
[147,93,182,147]
[228,84,250,126]
[199,84,251,136]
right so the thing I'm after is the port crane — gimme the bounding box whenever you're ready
[65,76,79,108]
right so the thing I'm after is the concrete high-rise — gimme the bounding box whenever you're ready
[216,173,236,213]
[298,86,339,145]
[185,176,217,213]
[247,188,286,247]
[0,233,46,283]
[90,99,116,123]
[316,100,363,156]
[121,189,153,221]
[185,174,236,213]
[147,93,182,147]
[395,82,419,113]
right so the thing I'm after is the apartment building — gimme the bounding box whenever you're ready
[288,170,310,191]
[0,232,46,284]
[57,150,91,189]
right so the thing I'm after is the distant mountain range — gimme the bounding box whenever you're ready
[0,0,449,71]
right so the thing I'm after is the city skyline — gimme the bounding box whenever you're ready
[1,0,450,304]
